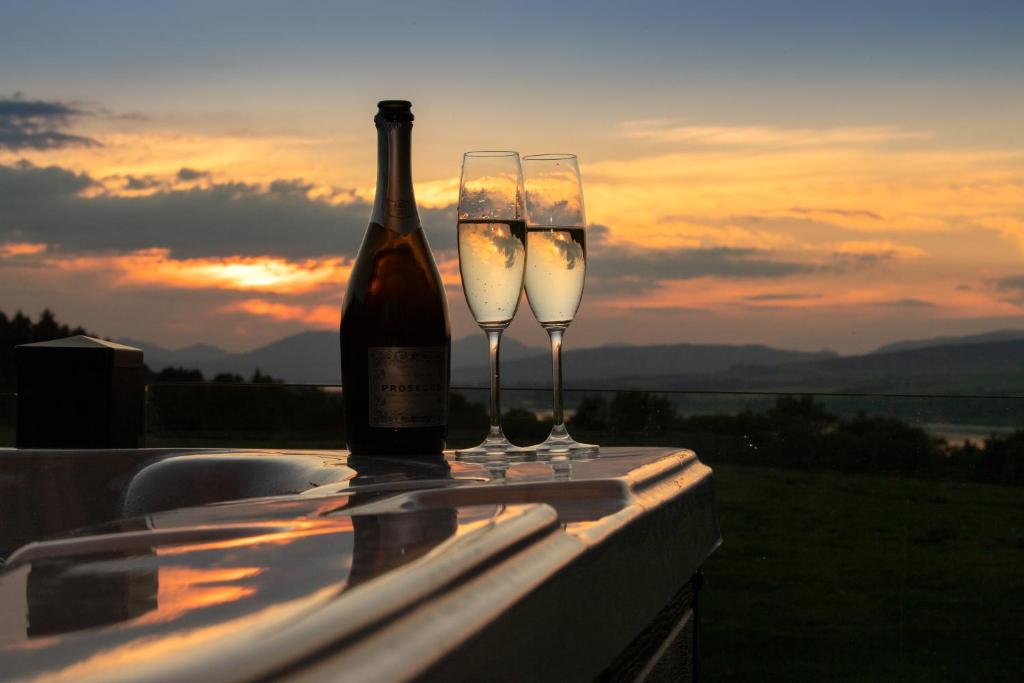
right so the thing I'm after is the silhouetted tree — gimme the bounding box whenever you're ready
[250,368,283,383]
[829,413,941,476]
[570,394,611,432]
[11,311,32,342]
[759,395,839,467]
[502,408,549,443]
[955,430,1024,485]
[32,309,61,340]
[156,366,205,382]
[609,391,677,435]
[447,392,488,434]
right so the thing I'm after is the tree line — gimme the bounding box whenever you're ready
[568,392,1024,487]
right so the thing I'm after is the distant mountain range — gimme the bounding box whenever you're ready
[453,343,837,387]
[606,339,1024,395]
[122,331,546,384]
[120,328,1024,395]
[867,329,1024,355]
[120,338,232,366]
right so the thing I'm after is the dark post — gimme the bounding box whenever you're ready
[15,336,144,448]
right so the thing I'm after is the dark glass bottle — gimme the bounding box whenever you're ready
[340,101,451,455]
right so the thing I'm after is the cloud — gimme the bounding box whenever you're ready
[744,292,822,302]
[51,249,352,294]
[0,161,455,258]
[267,178,316,199]
[787,206,883,221]
[875,298,937,308]
[586,224,814,287]
[123,175,162,190]
[0,94,100,151]
[830,240,926,269]
[222,299,338,326]
[0,242,48,258]
[0,159,95,197]
[583,145,1024,254]
[586,242,815,295]
[995,275,1024,292]
[975,215,1024,251]
[597,245,814,280]
[619,119,926,148]
[177,167,209,181]
[623,305,710,315]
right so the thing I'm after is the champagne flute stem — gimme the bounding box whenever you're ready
[486,327,503,438]
[547,326,566,429]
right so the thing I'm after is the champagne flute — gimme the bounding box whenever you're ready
[523,154,598,454]
[456,151,532,457]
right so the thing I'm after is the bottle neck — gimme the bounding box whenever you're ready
[371,120,420,235]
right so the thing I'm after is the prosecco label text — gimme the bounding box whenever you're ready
[368,346,447,428]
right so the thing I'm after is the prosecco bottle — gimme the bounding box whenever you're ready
[340,100,451,455]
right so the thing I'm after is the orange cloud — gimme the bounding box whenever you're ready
[0,242,48,257]
[975,215,1024,251]
[0,128,352,194]
[410,177,459,209]
[224,299,338,326]
[435,255,464,288]
[620,120,927,147]
[595,272,1019,320]
[55,249,351,294]
[833,240,926,260]
[582,145,1024,267]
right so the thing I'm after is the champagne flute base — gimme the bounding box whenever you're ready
[530,426,599,455]
[456,433,536,460]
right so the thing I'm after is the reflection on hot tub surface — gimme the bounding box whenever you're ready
[1,498,473,681]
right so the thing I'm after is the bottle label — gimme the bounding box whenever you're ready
[368,346,447,428]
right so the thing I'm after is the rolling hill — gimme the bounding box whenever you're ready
[119,330,1024,396]
[124,331,546,384]
[605,340,1024,395]
[453,343,838,388]
[869,329,1024,355]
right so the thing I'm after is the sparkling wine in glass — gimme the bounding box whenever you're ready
[523,154,598,455]
[456,151,532,457]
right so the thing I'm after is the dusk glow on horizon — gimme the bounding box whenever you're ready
[2,0,1022,354]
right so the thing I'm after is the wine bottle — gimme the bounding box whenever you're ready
[340,100,451,455]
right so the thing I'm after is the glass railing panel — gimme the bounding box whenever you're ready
[145,382,344,448]
[142,383,1024,486]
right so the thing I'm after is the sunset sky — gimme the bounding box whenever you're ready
[2,0,1023,354]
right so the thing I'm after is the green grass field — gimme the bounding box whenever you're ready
[702,464,1024,681]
